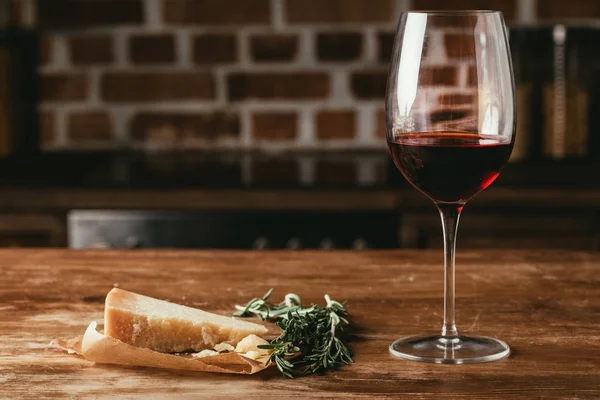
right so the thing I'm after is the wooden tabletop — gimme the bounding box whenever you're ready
[2,250,599,399]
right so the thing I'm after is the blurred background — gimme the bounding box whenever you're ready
[0,0,598,250]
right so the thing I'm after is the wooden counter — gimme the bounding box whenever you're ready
[2,250,600,398]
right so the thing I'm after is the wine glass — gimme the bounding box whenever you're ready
[386,11,515,363]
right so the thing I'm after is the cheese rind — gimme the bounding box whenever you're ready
[104,288,268,353]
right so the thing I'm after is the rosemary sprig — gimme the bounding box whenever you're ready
[234,289,353,378]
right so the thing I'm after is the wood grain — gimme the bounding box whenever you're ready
[1,250,599,399]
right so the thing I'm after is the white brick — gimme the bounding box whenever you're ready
[298,108,315,146]
[175,30,191,67]
[271,0,285,31]
[144,0,163,29]
[518,0,536,23]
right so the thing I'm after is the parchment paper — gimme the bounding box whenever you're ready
[50,322,271,375]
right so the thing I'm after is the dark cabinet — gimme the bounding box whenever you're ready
[0,213,65,247]
[67,210,398,250]
[400,208,600,251]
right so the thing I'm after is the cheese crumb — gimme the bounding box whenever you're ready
[214,343,235,353]
[235,334,270,355]
[243,351,262,360]
[191,349,218,358]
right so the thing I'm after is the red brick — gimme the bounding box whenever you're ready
[38,0,143,29]
[420,66,457,86]
[130,35,175,64]
[252,112,297,140]
[193,34,237,64]
[317,33,363,62]
[228,73,330,101]
[316,161,356,184]
[428,109,474,124]
[444,34,476,59]
[411,0,516,21]
[251,35,298,62]
[537,0,600,19]
[376,108,386,138]
[101,72,215,103]
[39,111,55,144]
[351,70,387,99]
[68,111,112,141]
[69,35,113,65]
[316,110,356,140]
[468,66,477,86]
[163,0,270,25]
[41,73,88,102]
[425,15,480,28]
[286,0,393,23]
[39,35,54,66]
[378,32,395,63]
[352,67,456,99]
[10,0,28,26]
[438,93,475,107]
[130,112,240,141]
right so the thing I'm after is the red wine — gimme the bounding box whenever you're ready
[388,133,512,203]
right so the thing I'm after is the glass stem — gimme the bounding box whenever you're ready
[436,202,464,338]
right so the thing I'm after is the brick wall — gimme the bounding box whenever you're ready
[32,0,600,151]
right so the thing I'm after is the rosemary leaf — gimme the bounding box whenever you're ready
[234,289,353,378]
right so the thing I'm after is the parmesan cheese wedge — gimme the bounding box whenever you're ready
[104,288,269,353]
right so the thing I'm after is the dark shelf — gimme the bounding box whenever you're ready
[0,150,598,190]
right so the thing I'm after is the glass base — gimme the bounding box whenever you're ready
[390,335,509,364]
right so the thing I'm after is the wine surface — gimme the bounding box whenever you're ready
[388,133,512,203]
